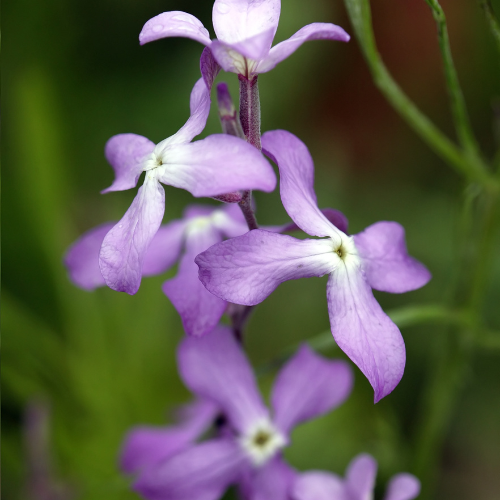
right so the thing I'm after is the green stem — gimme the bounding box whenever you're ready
[478,330,500,349]
[411,325,471,496]
[424,0,483,163]
[342,0,496,188]
[412,190,500,497]
[467,193,500,315]
[479,0,500,57]
[258,304,469,375]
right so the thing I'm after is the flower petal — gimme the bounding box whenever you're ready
[212,204,248,238]
[292,471,346,500]
[196,230,337,306]
[345,454,377,500]
[158,134,276,197]
[134,439,246,500]
[244,457,296,500]
[200,47,221,90]
[178,325,268,433]
[120,399,218,475]
[162,223,227,337]
[213,0,280,48]
[327,261,405,402]
[64,220,183,291]
[99,175,165,295]
[158,78,212,148]
[384,473,421,500]
[258,23,350,73]
[183,204,216,219]
[142,220,186,276]
[139,11,211,46]
[210,28,277,73]
[64,222,115,290]
[102,134,155,193]
[262,130,341,240]
[208,39,245,74]
[353,222,431,293]
[271,345,353,435]
[268,208,349,237]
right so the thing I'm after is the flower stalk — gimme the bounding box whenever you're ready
[342,0,497,189]
[237,75,262,231]
[424,0,482,164]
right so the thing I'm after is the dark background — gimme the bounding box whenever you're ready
[3,0,500,499]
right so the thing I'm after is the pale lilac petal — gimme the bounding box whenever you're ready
[345,454,377,500]
[99,175,165,295]
[142,220,186,276]
[354,222,431,293]
[327,262,405,403]
[213,204,248,238]
[158,78,212,147]
[121,427,190,475]
[134,439,246,500]
[211,28,277,70]
[268,208,349,237]
[102,134,155,193]
[262,130,340,239]
[209,40,244,74]
[139,11,211,46]
[271,345,353,435]
[158,134,276,197]
[178,325,268,433]
[64,222,115,290]
[384,474,421,500]
[322,208,349,235]
[292,471,346,500]
[183,204,216,219]
[162,224,227,337]
[258,23,350,73]
[245,457,296,500]
[196,230,336,306]
[64,220,183,290]
[213,0,280,47]
[120,399,218,474]
[200,47,221,90]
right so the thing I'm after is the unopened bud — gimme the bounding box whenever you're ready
[217,83,245,139]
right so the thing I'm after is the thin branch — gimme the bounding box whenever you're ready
[424,0,483,162]
[342,0,496,189]
[479,0,500,57]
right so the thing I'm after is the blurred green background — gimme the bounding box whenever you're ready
[3,0,500,499]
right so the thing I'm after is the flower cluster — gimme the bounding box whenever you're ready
[65,0,430,498]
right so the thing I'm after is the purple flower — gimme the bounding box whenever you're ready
[121,399,218,475]
[161,204,249,337]
[292,453,421,500]
[196,130,431,402]
[65,204,250,336]
[98,50,276,296]
[139,1,349,79]
[134,325,353,500]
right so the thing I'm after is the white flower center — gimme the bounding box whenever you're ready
[142,151,166,175]
[229,51,259,78]
[185,216,212,238]
[331,234,358,266]
[239,419,287,467]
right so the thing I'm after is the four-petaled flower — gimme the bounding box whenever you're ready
[139,0,349,80]
[66,203,253,336]
[293,453,420,500]
[98,49,276,295]
[196,130,431,402]
[134,325,353,500]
